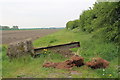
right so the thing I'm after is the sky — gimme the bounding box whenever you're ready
[0,0,96,28]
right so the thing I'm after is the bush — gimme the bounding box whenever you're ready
[66,2,120,44]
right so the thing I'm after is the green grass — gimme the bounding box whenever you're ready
[2,29,119,78]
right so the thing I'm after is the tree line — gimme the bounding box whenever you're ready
[66,2,120,44]
[0,25,19,30]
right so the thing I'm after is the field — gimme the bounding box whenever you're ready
[1,29,60,44]
[2,29,118,78]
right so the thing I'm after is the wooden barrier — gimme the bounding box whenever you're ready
[7,41,80,59]
[34,42,80,52]
[33,42,80,57]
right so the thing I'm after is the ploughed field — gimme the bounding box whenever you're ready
[2,29,60,44]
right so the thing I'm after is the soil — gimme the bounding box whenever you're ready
[55,60,74,69]
[86,57,109,69]
[71,55,84,67]
[43,55,84,69]
[1,29,59,44]
[43,62,59,68]
[55,50,75,57]
[43,56,109,70]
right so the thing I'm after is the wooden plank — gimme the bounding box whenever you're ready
[34,42,80,52]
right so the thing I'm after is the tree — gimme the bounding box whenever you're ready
[12,26,19,29]
[1,26,10,30]
[66,2,120,44]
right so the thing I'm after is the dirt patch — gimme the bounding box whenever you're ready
[86,57,109,69]
[43,56,109,70]
[55,50,75,57]
[43,55,84,69]
[71,55,84,67]
[43,62,59,68]
[2,29,60,44]
[55,60,74,69]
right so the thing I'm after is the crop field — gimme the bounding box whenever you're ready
[1,29,60,44]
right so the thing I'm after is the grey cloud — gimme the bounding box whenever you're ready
[0,0,96,28]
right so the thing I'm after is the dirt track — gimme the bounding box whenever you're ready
[2,29,60,44]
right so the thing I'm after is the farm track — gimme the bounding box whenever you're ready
[1,29,60,44]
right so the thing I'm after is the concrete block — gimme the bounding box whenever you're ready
[7,39,34,59]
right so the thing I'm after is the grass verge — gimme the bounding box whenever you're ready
[2,29,119,78]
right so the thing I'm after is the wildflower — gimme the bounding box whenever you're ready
[103,69,105,71]
[43,49,48,51]
[109,74,112,77]
[44,52,47,54]
[103,74,105,75]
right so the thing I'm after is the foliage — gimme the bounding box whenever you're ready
[0,26,10,30]
[66,2,120,44]
[0,25,19,30]
[66,20,80,30]
[11,26,19,29]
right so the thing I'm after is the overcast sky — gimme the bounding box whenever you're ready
[0,0,96,28]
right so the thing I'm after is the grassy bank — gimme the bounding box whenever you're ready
[2,29,118,78]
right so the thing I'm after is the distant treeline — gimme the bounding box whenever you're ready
[0,26,19,30]
[20,27,65,30]
[0,26,64,30]
[66,2,120,44]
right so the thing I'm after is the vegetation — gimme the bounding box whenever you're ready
[0,25,19,30]
[66,2,120,44]
[2,29,118,78]
[1,1,119,78]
